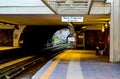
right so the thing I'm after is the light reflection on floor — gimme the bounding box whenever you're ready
[54,50,109,62]
[32,49,111,79]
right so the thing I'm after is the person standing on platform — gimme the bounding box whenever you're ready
[96,41,105,55]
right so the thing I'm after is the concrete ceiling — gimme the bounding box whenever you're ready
[0,0,110,30]
[0,14,110,27]
[42,0,108,15]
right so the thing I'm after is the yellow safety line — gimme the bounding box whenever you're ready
[0,56,34,69]
[40,51,67,79]
[0,47,19,50]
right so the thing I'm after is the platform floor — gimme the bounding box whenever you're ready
[32,50,120,79]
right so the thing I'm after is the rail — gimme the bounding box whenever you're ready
[0,46,67,79]
[0,56,45,79]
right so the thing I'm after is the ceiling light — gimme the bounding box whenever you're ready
[66,0,73,4]
[101,26,105,32]
[82,26,87,29]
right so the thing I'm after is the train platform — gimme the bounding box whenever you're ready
[32,50,120,79]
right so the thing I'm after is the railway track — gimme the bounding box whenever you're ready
[0,56,45,79]
[0,45,67,79]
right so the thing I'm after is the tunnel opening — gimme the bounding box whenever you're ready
[52,28,71,45]
[52,28,75,49]
[19,25,68,52]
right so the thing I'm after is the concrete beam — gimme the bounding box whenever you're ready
[90,2,111,14]
[0,0,54,14]
[0,24,14,29]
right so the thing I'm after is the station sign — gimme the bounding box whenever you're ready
[62,16,83,22]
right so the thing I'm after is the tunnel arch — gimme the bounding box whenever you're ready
[20,25,68,52]
[52,28,71,46]
[13,25,26,46]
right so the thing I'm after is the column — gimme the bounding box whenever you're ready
[67,25,77,49]
[13,25,26,47]
[110,0,120,62]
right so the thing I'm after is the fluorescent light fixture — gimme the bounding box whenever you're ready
[108,21,110,24]
[106,0,111,3]
[101,26,105,32]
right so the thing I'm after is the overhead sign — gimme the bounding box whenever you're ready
[62,16,83,22]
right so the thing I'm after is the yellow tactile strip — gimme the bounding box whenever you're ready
[0,56,34,69]
[40,51,68,79]
[0,47,19,50]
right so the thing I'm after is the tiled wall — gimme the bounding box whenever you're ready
[0,29,13,46]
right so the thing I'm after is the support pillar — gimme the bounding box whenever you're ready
[110,0,120,62]
[67,25,77,49]
[13,25,26,47]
